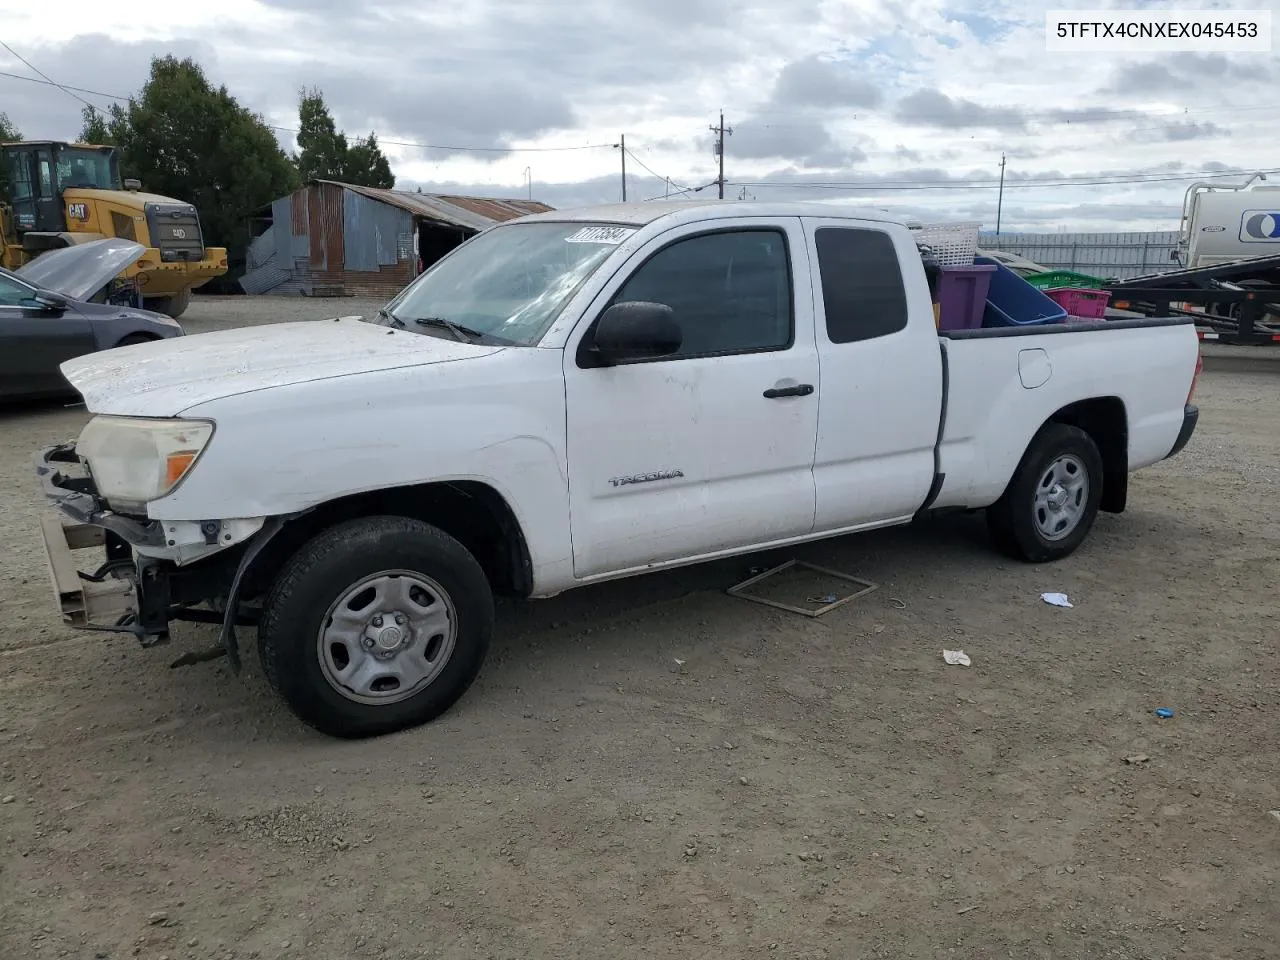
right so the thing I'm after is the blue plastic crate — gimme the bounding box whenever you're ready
[976,257,1068,328]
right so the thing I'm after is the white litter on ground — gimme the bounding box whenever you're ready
[1041,592,1073,608]
[943,649,971,667]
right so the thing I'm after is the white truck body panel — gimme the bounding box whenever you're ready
[935,324,1198,507]
[60,318,503,417]
[800,216,943,530]
[51,201,1201,600]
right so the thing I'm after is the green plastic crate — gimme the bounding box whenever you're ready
[1024,269,1108,290]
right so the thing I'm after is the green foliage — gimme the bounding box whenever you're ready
[0,112,19,195]
[105,56,300,260]
[294,89,395,189]
[79,106,113,145]
[345,131,395,189]
[295,87,348,181]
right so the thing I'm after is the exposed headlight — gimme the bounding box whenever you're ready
[76,416,214,509]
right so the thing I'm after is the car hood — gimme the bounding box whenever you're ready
[60,317,505,417]
[16,238,147,301]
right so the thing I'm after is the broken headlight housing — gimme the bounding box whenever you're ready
[76,415,214,510]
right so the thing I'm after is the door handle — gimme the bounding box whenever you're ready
[763,383,814,399]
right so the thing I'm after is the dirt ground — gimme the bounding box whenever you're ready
[1,295,1277,960]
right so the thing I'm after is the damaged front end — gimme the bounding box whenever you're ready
[35,440,280,670]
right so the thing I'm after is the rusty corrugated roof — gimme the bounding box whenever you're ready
[314,180,553,231]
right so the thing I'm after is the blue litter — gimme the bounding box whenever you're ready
[1155,708,1174,719]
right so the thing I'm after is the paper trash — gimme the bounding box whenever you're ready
[1041,592,1073,608]
[943,649,971,667]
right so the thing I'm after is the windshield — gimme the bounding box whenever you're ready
[374,221,636,345]
[56,148,118,191]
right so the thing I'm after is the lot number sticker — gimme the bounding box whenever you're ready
[565,225,634,244]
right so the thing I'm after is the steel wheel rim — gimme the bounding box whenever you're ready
[316,569,458,706]
[1033,453,1089,542]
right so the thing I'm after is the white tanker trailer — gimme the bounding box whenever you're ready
[1178,172,1280,268]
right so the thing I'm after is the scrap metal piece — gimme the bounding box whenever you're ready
[726,559,878,618]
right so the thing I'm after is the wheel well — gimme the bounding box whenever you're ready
[240,482,534,602]
[1049,396,1128,513]
[115,333,161,348]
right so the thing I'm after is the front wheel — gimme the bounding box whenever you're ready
[145,289,191,319]
[986,423,1103,563]
[259,516,494,738]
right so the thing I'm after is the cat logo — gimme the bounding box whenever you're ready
[67,202,89,221]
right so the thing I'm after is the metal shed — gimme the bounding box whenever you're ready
[242,180,553,298]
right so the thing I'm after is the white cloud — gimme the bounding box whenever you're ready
[1,0,1274,230]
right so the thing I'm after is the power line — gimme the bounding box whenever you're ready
[623,147,690,193]
[729,166,1280,192]
[0,68,615,154]
[0,42,94,109]
[740,101,1280,128]
[642,179,719,202]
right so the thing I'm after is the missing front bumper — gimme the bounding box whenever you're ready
[38,514,142,633]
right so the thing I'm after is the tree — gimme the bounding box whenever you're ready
[79,105,113,145]
[105,56,299,263]
[295,87,348,181]
[0,112,18,195]
[345,131,395,189]
[294,89,395,189]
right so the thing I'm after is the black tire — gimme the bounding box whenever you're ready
[258,516,494,738]
[146,289,191,319]
[114,333,158,349]
[985,423,1103,563]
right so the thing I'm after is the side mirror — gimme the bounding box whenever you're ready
[123,178,142,191]
[33,290,68,312]
[591,301,681,365]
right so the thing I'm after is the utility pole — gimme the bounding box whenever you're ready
[620,134,627,202]
[996,152,1006,235]
[710,111,733,199]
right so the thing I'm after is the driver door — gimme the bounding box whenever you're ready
[563,217,821,579]
[0,274,95,399]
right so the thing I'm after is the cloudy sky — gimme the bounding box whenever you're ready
[3,0,1277,231]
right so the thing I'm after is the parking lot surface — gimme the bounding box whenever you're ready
[1,295,1276,959]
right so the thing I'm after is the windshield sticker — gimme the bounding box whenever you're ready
[565,225,635,245]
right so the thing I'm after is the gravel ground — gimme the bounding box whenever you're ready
[1,295,1277,960]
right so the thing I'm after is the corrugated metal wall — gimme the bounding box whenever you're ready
[978,231,1180,279]
[239,183,426,297]
[343,189,411,271]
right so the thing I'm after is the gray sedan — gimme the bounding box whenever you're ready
[1,239,184,401]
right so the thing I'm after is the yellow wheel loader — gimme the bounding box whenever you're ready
[1,141,227,318]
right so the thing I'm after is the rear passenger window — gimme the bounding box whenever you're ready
[815,227,908,344]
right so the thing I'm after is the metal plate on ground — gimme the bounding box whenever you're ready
[726,559,878,617]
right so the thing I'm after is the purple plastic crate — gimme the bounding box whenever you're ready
[936,263,996,331]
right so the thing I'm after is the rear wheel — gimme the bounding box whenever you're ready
[258,516,494,738]
[986,423,1103,563]
[146,289,191,319]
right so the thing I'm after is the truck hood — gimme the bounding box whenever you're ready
[16,238,147,301]
[61,317,505,417]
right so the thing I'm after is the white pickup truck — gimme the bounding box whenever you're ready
[35,201,1202,738]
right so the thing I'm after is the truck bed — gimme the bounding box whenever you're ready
[931,316,1199,510]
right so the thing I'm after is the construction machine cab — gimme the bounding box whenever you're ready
[2,141,121,235]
